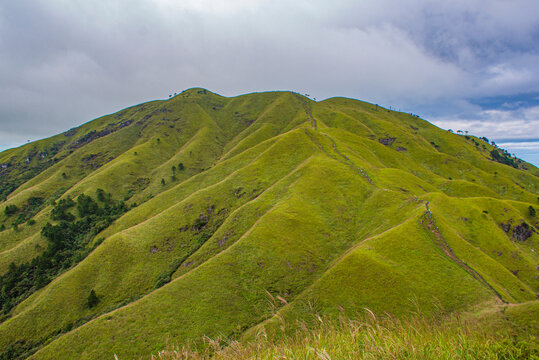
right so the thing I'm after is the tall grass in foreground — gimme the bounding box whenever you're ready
[152,312,539,360]
[151,310,538,360]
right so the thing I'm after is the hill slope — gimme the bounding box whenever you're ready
[0,88,537,359]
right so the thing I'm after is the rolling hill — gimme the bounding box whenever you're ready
[0,88,537,359]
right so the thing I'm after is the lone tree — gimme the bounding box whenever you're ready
[529,206,536,217]
[87,289,99,308]
[178,163,184,171]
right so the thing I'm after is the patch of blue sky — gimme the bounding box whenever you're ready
[495,138,539,167]
[471,91,539,110]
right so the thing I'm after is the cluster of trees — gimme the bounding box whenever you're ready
[448,130,521,169]
[3,197,44,229]
[3,205,18,216]
[162,162,185,185]
[0,190,128,316]
[490,149,518,168]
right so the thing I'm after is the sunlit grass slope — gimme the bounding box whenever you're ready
[0,88,537,359]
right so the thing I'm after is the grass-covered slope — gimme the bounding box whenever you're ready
[155,302,539,359]
[0,89,537,359]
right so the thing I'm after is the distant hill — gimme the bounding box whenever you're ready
[0,88,537,359]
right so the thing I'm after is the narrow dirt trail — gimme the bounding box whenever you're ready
[421,204,507,303]
[297,95,376,186]
[300,98,317,130]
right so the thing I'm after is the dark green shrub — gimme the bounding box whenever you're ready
[96,189,106,202]
[77,194,99,217]
[50,197,75,221]
[4,205,18,216]
[154,272,171,289]
[27,197,43,208]
[192,217,208,231]
[87,290,99,308]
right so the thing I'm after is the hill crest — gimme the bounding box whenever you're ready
[0,89,537,359]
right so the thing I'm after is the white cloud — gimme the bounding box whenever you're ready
[497,141,539,149]
[431,106,539,139]
[0,0,538,150]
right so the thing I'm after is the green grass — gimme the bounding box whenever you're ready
[152,303,539,359]
[0,88,537,359]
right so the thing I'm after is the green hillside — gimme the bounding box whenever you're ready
[154,301,539,359]
[0,88,537,359]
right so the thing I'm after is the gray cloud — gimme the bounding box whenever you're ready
[1,0,539,152]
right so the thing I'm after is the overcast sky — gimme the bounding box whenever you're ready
[1,0,538,164]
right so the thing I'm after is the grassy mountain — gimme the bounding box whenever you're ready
[0,88,537,359]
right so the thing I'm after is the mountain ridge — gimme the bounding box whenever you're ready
[0,88,537,359]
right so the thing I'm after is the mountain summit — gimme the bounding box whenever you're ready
[0,89,537,359]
